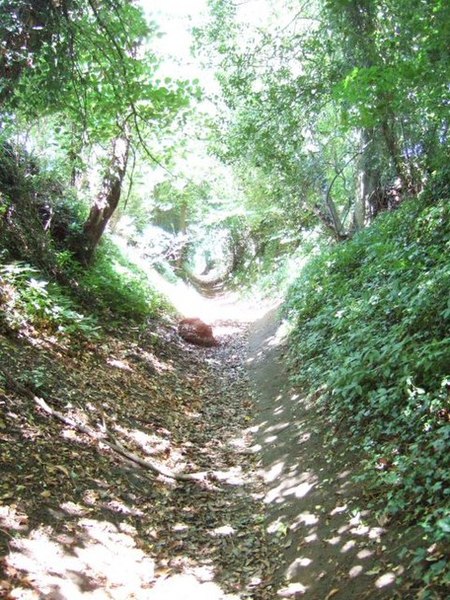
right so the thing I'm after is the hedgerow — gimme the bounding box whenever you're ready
[284,182,450,590]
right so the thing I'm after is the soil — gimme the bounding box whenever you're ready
[0,300,280,600]
[0,294,432,599]
[248,306,422,599]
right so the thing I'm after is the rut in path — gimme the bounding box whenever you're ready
[248,307,418,600]
[0,290,419,599]
[0,292,280,600]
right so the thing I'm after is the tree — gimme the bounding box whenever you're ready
[79,133,130,264]
[200,0,449,246]
[325,0,449,190]
[199,0,364,240]
[1,0,193,264]
[0,0,69,103]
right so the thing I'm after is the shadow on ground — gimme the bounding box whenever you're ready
[0,316,277,600]
[247,308,413,600]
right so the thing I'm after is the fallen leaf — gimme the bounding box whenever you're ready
[54,465,70,477]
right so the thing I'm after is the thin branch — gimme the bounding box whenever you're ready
[0,367,209,484]
[325,140,372,209]
[123,144,136,211]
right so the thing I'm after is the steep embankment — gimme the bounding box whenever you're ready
[248,308,423,599]
[260,187,449,598]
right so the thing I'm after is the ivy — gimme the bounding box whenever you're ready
[285,185,450,588]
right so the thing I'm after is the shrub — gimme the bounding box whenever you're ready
[284,191,450,588]
[77,240,168,323]
[0,260,99,338]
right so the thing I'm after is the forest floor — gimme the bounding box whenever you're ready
[247,308,421,600]
[0,291,424,599]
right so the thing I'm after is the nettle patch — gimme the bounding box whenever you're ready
[285,194,450,591]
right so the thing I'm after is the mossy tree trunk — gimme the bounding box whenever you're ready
[76,134,130,265]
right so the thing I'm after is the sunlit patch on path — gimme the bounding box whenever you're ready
[247,308,411,599]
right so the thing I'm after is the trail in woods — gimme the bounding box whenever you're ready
[247,308,419,600]
[0,289,418,599]
[0,291,280,599]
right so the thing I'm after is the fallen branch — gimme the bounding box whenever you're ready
[33,395,209,483]
[103,431,209,483]
[0,367,209,483]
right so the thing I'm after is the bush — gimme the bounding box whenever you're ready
[77,240,168,323]
[0,260,99,338]
[0,140,167,329]
[284,191,450,588]
[0,239,169,337]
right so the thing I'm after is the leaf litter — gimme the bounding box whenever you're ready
[0,315,283,598]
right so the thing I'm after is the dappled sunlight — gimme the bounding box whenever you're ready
[247,309,406,598]
[147,573,239,600]
[292,512,320,528]
[114,425,171,457]
[211,466,246,486]
[5,518,155,599]
[136,349,174,374]
[375,572,398,588]
[349,565,364,578]
[0,505,29,533]
[0,293,282,598]
[210,524,236,537]
[1,493,246,599]
[106,357,133,371]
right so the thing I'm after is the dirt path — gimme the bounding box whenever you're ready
[248,307,413,599]
[0,307,281,599]
[0,292,420,599]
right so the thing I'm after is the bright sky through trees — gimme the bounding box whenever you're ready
[140,0,209,81]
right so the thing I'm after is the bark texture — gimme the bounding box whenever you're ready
[77,135,130,264]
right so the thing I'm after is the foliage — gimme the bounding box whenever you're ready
[0,0,62,102]
[3,0,192,143]
[77,239,169,323]
[0,235,168,340]
[0,136,90,272]
[200,0,450,251]
[0,260,99,337]
[284,185,450,587]
[0,133,169,342]
[0,0,199,265]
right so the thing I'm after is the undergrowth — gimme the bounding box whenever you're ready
[0,239,170,339]
[76,240,169,323]
[0,140,170,338]
[0,259,100,338]
[284,180,450,592]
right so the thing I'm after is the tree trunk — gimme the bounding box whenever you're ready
[76,134,130,264]
[314,193,348,242]
[353,129,380,230]
[381,118,411,191]
[324,192,347,240]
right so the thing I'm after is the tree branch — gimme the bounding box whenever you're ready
[1,367,210,484]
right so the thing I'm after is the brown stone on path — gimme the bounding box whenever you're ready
[178,318,219,347]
